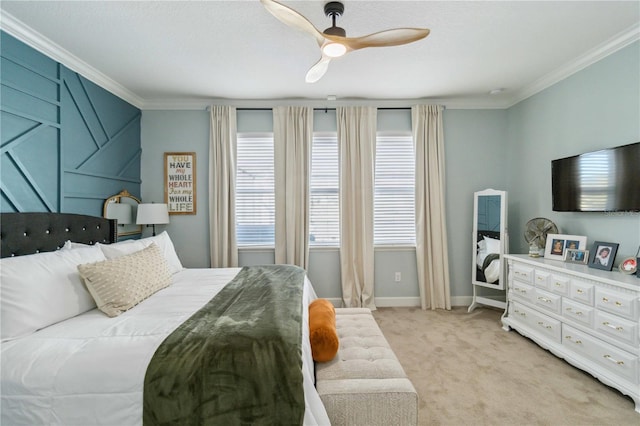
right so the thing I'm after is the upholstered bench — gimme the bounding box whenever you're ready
[315,308,418,426]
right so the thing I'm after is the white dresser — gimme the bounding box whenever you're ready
[502,254,640,413]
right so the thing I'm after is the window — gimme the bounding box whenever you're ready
[374,133,415,245]
[309,134,339,246]
[236,134,275,246]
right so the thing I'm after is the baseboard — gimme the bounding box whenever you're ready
[375,297,421,307]
[325,295,502,309]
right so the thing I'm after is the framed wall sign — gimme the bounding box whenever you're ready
[164,152,196,215]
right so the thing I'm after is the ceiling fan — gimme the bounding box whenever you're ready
[260,0,430,83]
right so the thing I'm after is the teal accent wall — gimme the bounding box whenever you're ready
[1,31,141,215]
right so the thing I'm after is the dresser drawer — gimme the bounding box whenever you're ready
[594,311,639,347]
[534,288,562,315]
[563,325,639,384]
[510,280,535,304]
[534,270,550,289]
[569,279,594,306]
[562,298,594,328]
[547,274,570,296]
[509,301,561,343]
[595,288,638,321]
[512,264,534,285]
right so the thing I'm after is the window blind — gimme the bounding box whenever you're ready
[236,134,275,245]
[309,134,339,246]
[374,134,416,245]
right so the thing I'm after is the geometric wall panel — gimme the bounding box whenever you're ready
[1,31,141,216]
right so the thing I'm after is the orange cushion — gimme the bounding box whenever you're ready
[309,298,339,362]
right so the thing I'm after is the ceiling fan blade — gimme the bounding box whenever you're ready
[342,28,430,51]
[260,0,326,45]
[305,57,331,83]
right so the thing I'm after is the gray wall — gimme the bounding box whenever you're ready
[140,107,507,305]
[506,41,640,260]
[140,41,639,306]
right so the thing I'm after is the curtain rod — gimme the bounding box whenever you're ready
[235,107,411,111]
[206,106,446,111]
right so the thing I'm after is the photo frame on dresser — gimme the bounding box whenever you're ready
[587,241,619,271]
[544,234,587,261]
[564,249,589,264]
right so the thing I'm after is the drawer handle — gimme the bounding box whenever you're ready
[602,322,623,332]
[603,355,625,366]
[554,282,562,287]
[615,301,623,307]
[537,321,552,330]
[513,309,526,317]
[565,307,582,315]
[537,296,552,303]
[537,277,544,281]
[565,336,583,345]
[602,297,608,302]
[576,289,584,294]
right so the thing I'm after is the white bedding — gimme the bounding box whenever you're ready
[1,268,329,426]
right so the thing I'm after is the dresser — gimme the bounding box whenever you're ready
[502,254,640,413]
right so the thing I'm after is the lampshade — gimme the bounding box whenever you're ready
[105,202,132,225]
[136,203,170,225]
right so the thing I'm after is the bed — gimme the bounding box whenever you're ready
[475,230,501,284]
[0,212,330,425]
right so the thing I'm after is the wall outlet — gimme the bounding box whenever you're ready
[394,272,401,282]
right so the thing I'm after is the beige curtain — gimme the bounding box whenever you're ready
[209,105,238,268]
[273,106,312,269]
[412,105,451,310]
[337,106,376,309]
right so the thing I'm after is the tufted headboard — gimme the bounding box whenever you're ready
[0,212,117,258]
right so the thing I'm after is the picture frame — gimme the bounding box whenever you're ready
[164,152,197,215]
[564,249,589,265]
[587,241,619,271]
[619,257,637,275]
[544,234,587,261]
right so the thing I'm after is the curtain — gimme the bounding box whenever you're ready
[209,105,238,268]
[273,106,312,269]
[337,106,376,309]
[412,105,451,310]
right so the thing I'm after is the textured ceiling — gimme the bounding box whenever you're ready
[1,1,638,109]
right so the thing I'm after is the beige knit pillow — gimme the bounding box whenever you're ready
[77,243,172,317]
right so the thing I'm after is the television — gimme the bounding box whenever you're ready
[551,142,640,212]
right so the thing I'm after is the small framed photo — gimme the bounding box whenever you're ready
[564,249,589,264]
[619,257,637,275]
[588,241,619,271]
[544,234,587,261]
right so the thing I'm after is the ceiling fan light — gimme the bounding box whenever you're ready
[322,42,347,58]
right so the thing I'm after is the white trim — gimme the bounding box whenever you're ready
[325,296,476,308]
[506,22,640,108]
[0,10,144,109]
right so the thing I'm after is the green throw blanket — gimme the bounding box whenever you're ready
[143,265,306,425]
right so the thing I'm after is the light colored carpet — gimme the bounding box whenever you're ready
[372,306,638,426]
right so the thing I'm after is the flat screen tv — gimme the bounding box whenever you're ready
[552,142,640,212]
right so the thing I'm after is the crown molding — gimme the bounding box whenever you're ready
[141,96,511,111]
[507,22,640,108]
[0,10,145,109]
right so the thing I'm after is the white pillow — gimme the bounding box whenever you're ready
[483,236,501,255]
[98,239,147,259]
[476,247,487,268]
[141,232,183,274]
[97,232,183,275]
[62,240,91,250]
[78,243,172,317]
[0,245,106,341]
